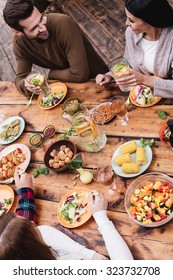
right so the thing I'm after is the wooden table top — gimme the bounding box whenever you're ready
[0,80,173,260]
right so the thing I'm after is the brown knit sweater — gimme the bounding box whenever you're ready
[13,13,108,95]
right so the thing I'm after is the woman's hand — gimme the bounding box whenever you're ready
[14,172,34,191]
[89,191,108,214]
[95,74,112,86]
[116,69,155,88]
[24,78,42,95]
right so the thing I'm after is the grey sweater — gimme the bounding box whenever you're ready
[124,26,173,98]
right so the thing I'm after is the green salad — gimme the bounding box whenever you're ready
[59,192,88,223]
[40,91,64,108]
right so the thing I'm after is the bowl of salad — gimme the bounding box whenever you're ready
[38,82,67,109]
[129,85,161,107]
[125,172,173,227]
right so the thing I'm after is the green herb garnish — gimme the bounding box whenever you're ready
[4,198,12,205]
[158,110,167,120]
[59,126,77,140]
[67,154,83,170]
[140,138,154,147]
[34,168,49,178]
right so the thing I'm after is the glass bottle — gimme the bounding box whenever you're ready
[62,98,107,152]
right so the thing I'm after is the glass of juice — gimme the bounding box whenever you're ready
[110,96,129,126]
[110,58,132,92]
[26,70,51,98]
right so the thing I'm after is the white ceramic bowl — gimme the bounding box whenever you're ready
[125,172,173,227]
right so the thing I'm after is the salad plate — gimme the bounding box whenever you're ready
[38,82,67,110]
[111,140,152,178]
[129,85,162,107]
[0,116,25,145]
[57,187,91,228]
[0,185,14,216]
[0,143,31,184]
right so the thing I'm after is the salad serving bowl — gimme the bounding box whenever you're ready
[125,172,173,227]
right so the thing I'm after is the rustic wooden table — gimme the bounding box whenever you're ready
[0,80,173,260]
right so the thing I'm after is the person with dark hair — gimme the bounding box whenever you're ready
[3,0,108,96]
[0,172,133,260]
[96,0,173,98]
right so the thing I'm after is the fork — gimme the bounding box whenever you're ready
[18,92,35,115]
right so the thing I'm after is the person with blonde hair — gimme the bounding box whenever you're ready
[0,172,133,260]
[96,0,173,98]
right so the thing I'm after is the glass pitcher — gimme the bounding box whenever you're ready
[62,98,107,152]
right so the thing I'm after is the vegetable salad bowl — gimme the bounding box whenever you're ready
[125,172,173,227]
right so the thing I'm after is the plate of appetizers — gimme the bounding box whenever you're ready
[57,187,91,228]
[0,143,31,183]
[111,140,152,178]
[129,85,162,107]
[0,185,14,216]
[38,82,67,109]
[0,116,25,145]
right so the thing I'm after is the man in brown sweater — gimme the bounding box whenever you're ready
[3,0,108,95]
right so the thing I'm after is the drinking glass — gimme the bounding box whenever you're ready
[109,58,132,92]
[26,70,51,98]
[110,96,129,126]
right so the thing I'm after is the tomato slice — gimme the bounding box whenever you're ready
[159,123,170,146]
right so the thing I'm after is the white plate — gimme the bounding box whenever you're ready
[0,116,25,145]
[0,143,31,183]
[111,140,152,178]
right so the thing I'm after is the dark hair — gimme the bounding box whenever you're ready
[125,0,173,27]
[0,213,56,259]
[3,0,34,32]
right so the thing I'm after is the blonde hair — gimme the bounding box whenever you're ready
[0,212,56,259]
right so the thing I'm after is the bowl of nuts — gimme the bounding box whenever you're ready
[44,140,77,172]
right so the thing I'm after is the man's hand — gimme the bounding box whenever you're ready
[95,74,112,86]
[14,172,34,191]
[89,191,108,214]
[24,78,42,95]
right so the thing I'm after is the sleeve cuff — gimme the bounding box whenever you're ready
[93,210,110,227]
[16,187,37,223]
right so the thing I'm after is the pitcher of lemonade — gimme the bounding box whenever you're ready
[62,98,107,152]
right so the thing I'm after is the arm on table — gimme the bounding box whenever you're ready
[89,191,134,260]
[14,172,37,223]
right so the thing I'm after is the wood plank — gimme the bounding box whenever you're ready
[60,0,125,63]
[0,101,172,139]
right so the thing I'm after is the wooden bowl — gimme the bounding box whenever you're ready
[44,140,77,172]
